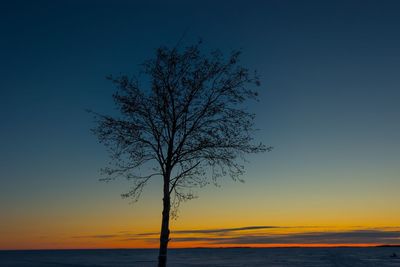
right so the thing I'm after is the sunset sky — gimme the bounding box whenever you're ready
[1,0,400,250]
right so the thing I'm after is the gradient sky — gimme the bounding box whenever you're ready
[1,0,400,250]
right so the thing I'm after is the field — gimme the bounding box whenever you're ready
[1,247,400,266]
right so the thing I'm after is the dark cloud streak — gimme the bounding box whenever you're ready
[72,227,400,246]
[171,230,400,245]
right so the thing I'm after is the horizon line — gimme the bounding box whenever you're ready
[2,244,399,252]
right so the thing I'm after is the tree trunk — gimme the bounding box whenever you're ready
[158,175,171,267]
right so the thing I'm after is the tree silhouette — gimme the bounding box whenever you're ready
[92,42,270,267]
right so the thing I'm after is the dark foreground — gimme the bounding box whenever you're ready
[1,247,400,267]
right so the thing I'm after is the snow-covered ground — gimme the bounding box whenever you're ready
[1,247,400,266]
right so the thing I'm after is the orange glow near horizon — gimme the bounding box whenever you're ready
[2,224,399,250]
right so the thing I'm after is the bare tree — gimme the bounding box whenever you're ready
[91,42,270,267]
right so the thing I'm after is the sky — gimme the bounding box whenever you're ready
[1,0,400,250]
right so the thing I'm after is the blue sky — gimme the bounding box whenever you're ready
[1,0,400,249]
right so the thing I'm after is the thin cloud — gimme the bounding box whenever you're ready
[136,225,317,237]
[170,229,400,245]
[72,227,400,246]
[73,234,119,239]
[73,225,301,239]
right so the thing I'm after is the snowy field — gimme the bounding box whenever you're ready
[1,247,400,267]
